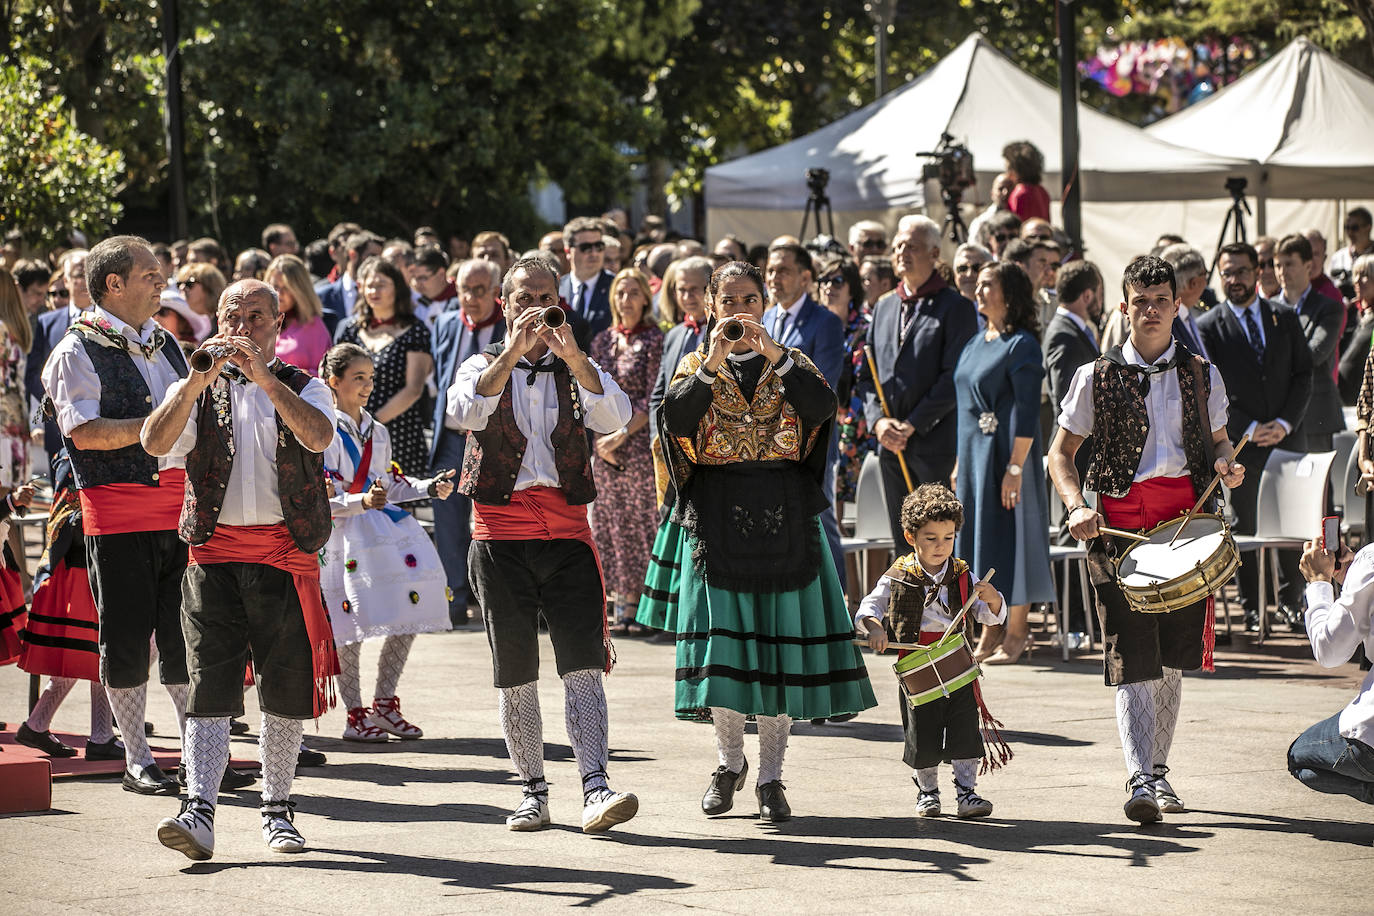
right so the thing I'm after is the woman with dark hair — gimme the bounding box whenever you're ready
[1002,140,1050,223]
[590,269,664,636]
[334,256,434,474]
[637,261,876,822]
[955,261,1054,665]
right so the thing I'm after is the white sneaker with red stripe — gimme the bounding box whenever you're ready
[369,696,422,739]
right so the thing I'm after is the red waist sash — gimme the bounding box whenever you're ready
[472,486,611,674]
[188,523,338,716]
[1099,475,1195,531]
[81,468,186,536]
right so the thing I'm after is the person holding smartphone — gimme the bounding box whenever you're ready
[1292,534,1374,806]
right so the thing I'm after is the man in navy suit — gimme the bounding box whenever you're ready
[430,259,506,626]
[1275,233,1345,452]
[762,242,847,589]
[557,217,613,340]
[1197,241,1313,631]
[859,218,978,549]
[26,248,89,471]
[317,230,382,338]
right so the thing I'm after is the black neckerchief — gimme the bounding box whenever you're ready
[1101,341,1189,397]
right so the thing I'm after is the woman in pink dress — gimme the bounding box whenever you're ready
[266,255,332,376]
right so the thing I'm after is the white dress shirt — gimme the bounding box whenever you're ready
[324,408,428,517]
[445,352,631,492]
[1058,338,1229,483]
[162,367,334,526]
[1303,545,1374,747]
[855,559,1007,632]
[42,306,190,471]
[341,272,359,315]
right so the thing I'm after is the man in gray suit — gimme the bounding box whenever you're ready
[1275,233,1345,452]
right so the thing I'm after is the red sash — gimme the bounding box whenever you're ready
[188,524,339,716]
[473,486,611,673]
[81,468,187,536]
[1100,474,1216,672]
[348,436,375,494]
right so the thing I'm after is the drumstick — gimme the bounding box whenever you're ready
[1097,526,1150,542]
[937,567,996,644]
[1168,432,1249,546]
[852,639,925,651]
[864,344,914,493]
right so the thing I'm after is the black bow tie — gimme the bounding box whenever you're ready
[520,359,562,386]
[1126,353,1179,397]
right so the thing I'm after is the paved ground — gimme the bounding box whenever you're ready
[1,621,1369,915]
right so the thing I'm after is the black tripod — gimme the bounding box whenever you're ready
[799,168,836,241]
[1208,176,1251,284]
[938,184,968,244]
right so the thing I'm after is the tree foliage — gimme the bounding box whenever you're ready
[0,61,124,248]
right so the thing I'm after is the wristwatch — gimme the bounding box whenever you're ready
[1006,464,1022,477]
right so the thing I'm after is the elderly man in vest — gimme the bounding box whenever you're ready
[1049,256,1245,826]
[447,256,639,835]
[41,236,194,795]
[141,279,336,860]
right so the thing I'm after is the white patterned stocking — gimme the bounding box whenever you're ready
[711,707,746,773]
[336,640,363,711]
[1116,681,1156,781]
[756,714,792,785]
[374,634,415,700]
[106,684,155,771]
[184,716,231,803]
[562,669,609,795]
[499,682,546,792]
[259,714,304,804]
[25,677,76,732]
[88,681,115,744]
[1152,667,1183,773]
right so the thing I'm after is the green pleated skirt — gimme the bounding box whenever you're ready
[637,518,878,721]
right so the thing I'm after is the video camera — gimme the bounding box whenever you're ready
[918,133,976,194]
[805,168,831,195]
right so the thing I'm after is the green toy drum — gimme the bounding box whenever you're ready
[893,634,981,707]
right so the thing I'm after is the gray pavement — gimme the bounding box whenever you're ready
[1,624,1370,914]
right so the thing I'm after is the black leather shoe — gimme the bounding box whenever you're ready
[176,763,257,790]
[1244,610,1262,633]
[828,713,859,723]
[756,780,791,822]
[16,723,77,757]
[229,718,250,736]
[701,759,748,815]
[297,746,327,767]
[122,763,179,795]
[85,737,125,761]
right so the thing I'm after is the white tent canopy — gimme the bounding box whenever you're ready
[1147,37,1374,207]
[705,33,1255,214]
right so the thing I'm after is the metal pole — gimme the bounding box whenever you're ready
[875,21,887,100]
[1056,0,1083,254]
[162,0,188,240]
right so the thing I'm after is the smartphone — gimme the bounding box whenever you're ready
[1323,515,1341,552]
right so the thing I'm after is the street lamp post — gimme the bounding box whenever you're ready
[865,0,898,102]
[162,0,188,240]
[1056,0,1083,254]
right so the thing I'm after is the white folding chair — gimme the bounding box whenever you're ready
[1341,445,1366,544]
[1330,431,1357,514]
[1230,448,1337,643]
[841,453,895,586]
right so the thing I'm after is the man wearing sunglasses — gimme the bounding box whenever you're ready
[558,216,613,339]
[28,249,91,469]
[846,220,887,265]
[1330,208,1373,294]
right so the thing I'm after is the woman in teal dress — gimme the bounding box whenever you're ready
[637,261,876,822]
[955,261,1055,666]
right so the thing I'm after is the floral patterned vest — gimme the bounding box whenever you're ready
[178,363,331,553]
[456,348,596,506]
[1083,342,1214,501]
[63,326,188,490]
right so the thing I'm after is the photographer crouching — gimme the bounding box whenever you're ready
[1291,537,1374,805]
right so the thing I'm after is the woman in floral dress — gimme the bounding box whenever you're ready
[590,269,663,635]
[0,269,32,491]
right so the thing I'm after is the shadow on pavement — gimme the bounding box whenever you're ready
[290,761,518,788]
[297,735,652,765]
[183,847,693,905]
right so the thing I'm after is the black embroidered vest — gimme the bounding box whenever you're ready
[883,557,971,644]
[1083,343,1214,502]
[456,346,596,506]
[179,363,331,552]
[64,334,188,490]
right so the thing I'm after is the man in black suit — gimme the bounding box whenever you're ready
[1158,245,1211,359]
[858,216,978,548]
[1275,233,1346,452]
[1197,241,1314,631]
[430,259,506,626]
[557,216,613,340]
[26,249,88,471]
[1044,259,1103,645]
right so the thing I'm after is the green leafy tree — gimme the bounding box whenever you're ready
[0,62,124,248]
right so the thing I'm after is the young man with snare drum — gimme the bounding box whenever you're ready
[1048,255,1245,825]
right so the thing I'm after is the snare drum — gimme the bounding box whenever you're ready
[893,634,981,707]
[1114,513,1239,614]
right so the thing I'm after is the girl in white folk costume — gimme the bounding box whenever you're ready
[320,343,456,742]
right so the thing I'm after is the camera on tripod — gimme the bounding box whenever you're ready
[918,133,976,195]
[1225,176,1248,197]
[805,168,830,194]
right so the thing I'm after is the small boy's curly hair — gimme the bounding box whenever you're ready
[899,483,964,535]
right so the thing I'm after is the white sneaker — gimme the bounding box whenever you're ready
[1124,779,1163,824]
[581,788,639,833]
[1153,774,1185,814]
[157,797,215,861]
[261,802,306,853]
[956,790,994,818]
[916,790,941,817]
[368,696,422,739]
[507,793,551,832]
[342,707,390,743]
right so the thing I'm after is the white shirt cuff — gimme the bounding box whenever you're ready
[1304,580,1335,619]
[56,399,102,438]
